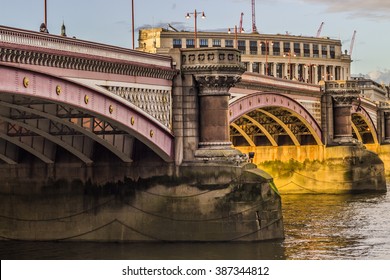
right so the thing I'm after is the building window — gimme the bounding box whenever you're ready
[238,40,246,54]
[330,46,335,59]
[213,39,221,47]
[186,39,195,48]
[173,39,182,48]
[322,45,328,58]
[272,42,280,56]
[313,44,319,57]
[252,62,260,73]
[200,39,208,48]
[294,42,300,56]
[304,43,310,57]
[250,41,258,55]
[283,42,291,53]
[225,39,234,48]
[261,42,272,55]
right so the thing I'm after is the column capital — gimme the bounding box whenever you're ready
[324,80,360,107]
[194,74,242,96]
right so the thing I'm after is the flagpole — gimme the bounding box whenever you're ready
[44,0,47,28]
[132,0,135,49]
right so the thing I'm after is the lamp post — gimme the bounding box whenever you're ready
[260,41,273,76]
[228,26,238,48]
[185,9,206,48]
[283,51,296,79]
[131,0,135,49]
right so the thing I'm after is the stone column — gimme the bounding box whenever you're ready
[385,113,390,142]
[324,81,360,145]
[181,48,246,161]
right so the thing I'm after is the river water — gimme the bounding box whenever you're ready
[1,185,389,260]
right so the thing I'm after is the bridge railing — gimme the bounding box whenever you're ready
[0,25,171,67]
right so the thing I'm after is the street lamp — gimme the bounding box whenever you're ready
[131,0,135,49]
[259,41,273,76]
[185,9,206,48]
[283,51,296,79]
[228,26,238,48]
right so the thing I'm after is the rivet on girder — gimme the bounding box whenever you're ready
[84,95,89,104]
[56,85,61,95]
[23,77,29,88]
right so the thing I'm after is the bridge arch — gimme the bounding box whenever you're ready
[352,104,379,145]
[0,65,174,163]
[229,92,323,147]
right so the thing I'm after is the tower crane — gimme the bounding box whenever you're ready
[239,12,244,33]
[349,30,357,56]
[316,22,324,37]
[252,0,257,33]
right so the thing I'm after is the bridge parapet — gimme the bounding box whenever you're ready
[0,25,172,68]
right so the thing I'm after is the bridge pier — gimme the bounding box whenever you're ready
[176,48,247,162]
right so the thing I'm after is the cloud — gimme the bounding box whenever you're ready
[364,69,390,84]
[299,0,390,21]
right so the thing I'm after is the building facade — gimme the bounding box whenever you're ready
[138,28,352,84]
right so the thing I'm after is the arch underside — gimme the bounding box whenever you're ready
[0,66,174,165]
[351,112,378,145]
[230,106,321,147]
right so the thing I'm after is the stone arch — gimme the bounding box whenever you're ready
[0,65,174,163]
[229,92,323,146]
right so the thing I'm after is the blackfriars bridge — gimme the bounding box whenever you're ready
[0,26,387,242]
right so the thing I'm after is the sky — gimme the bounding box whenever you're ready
[1,0,390,83]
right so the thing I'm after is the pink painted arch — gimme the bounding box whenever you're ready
[229,92,323,145]
[0,65,174,162]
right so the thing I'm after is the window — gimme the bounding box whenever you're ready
[272,42,280,56]
[313,44,319,57]
[250,41,258,55]
[261,42,272,55]
[322,45,328,58]
[225,39,234,48]
[173,39,182,48]
[330,46,335,59]
[252,62,260,73]
[213,39,221,47]
[186,39,195,48]
[200,39,208,48]
[283,42,291,53]
[238,40,246,54]
[294,42,301,56]
[304,43,310,57]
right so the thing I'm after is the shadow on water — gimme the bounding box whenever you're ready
[0,240,285,260]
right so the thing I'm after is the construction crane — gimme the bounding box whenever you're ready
[252,0,257,33]
[239,12,244,33]
[316,22,324,37]
[349,30,357,56]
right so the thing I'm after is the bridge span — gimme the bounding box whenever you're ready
[0,25,387,242]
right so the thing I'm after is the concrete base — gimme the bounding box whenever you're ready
[0,164,284,242]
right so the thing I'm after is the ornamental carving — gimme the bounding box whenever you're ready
[332,94,358,107]
[0,47,177,80]
[181,48,246,74]
[194,74,242,96]
[104,86,172,128]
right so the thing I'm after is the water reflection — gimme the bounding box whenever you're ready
[282,192,390,259]
[1,187,390,260]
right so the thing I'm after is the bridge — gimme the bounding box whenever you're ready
[0,25,386,242]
